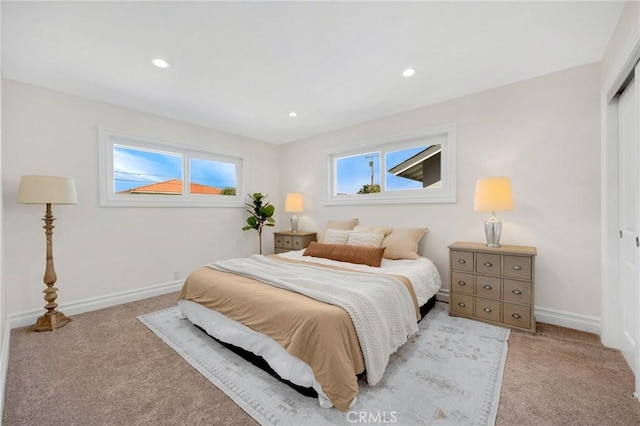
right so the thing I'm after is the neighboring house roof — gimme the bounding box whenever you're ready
[387,144,442,187]
[118,179,222,195]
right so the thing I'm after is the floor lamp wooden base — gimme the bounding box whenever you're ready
[28,311,72,333]
[27,203,73,333]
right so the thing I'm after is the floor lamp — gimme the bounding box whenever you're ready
[18,175,78,332]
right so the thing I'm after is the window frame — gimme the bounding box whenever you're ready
[99,128,245,207]
[325,124,456,205]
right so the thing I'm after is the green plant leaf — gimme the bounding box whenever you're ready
[260,204,275,217]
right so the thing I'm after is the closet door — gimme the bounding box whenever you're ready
[618,70,640,378]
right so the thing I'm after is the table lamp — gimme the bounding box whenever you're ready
[18,175,78,332]
[284,193,304,233]
[473,177,513,248]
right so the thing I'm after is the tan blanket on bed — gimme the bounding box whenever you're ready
[177,256,419,412]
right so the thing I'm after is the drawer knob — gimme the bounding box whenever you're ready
[457,281,467,286]
[483,284,492,290]
[512,289,522,295]
[458,259,466,264]
[295,241,300,245]
[483,261,493,267]
[458,302,466,307]
[483,307,492,313]
[512,265,522,270]
[511,313,522,319]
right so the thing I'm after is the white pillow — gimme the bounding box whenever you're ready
[347,231,385,247]
[322,229,350,244]
[318,218,359,242]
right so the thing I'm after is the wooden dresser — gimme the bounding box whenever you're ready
[274,231,317,254]
[448,241,537,333]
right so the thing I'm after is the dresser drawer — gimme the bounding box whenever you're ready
[283,236,293,249]
[451,272,474,294]
[476,253,501,275]
[503,303,532,328]
[475,275,501,299]
[451,294,474,316]
[451,250,474,272]
[275,235,285,248]
[291,236,307,250]
[503,255,532,279]
[475,298,501,323]
[503,279,532,304]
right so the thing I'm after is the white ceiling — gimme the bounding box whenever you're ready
[1,1,625,145]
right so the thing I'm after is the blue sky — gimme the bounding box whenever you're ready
[113,146,237,192]
[336,146,426,194]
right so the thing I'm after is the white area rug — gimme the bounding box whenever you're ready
[138,303,510,425]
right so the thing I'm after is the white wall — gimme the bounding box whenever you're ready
[1,62,604,330]
[279,63,602,327]
[2,79,280,316]
[601,0,639,85]
[0,3,6,416]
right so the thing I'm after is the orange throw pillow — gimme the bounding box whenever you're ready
[303,241,386,267]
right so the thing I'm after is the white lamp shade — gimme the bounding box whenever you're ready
[284,193,304,213]
[473,177,513,212]
[18,175,78,205]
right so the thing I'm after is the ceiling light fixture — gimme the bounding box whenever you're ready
[289,112,297,117]
[403,68,416,77]
[151,58,170,69]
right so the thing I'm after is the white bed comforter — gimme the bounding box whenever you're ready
[208,254,419,385]
[278,250,442,306]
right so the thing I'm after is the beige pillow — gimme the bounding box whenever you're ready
[381,227,428,260]
[353,225,393,236]
[346,231,385,247]
[303,241,386,267]
[322,229,350,245]
[319,218,359,242]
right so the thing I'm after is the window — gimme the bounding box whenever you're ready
[99,128,244,207]
[326,124,456,205]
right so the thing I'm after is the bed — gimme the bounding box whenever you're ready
[177,225,442,412]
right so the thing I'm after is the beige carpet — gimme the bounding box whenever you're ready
[3,293,640,426]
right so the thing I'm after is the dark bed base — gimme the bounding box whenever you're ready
[419,294,437,322]
[195,294,438,400]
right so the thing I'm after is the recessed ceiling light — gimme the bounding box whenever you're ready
[403,68,415,77]
[151,58,170,69]
[289,112,297,117]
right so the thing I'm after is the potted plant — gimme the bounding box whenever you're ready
[242,192,275,254]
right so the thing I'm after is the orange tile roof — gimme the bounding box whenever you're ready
[119,179,222,195]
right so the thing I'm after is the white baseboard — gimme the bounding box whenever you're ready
[0,319,10,422]
[8,279,184,329]
[534,306,600,335]
[436,289,449,303]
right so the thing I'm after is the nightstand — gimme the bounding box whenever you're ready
[448,241,537,333]
[274,231,317,254]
